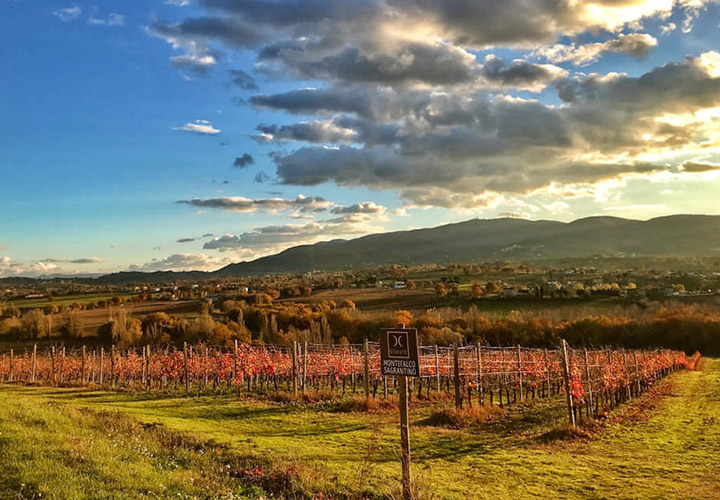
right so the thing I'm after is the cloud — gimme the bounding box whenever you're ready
[203,218,380,253]
[532,33,658,66]
[254,172,271,183]
[129,253,230,272]
[682,161,720,173]
[171,54,219,74]
[53,6,81,22]
[177,237,197,243]
[229,69,258,90]
[260,42,480,87]
[497,211,530,219]
[259,52,720,207]
[254,121,359,144]
[0,257,59,278]
[0,256,105,277]
[330,202,386,215]
[88,13,126,27]
[41,257,104,264]
[542,201,570,214]
[174,119,221,134]
[150,1,720,209]
[661,22,677,35]
[177,194,332,213]
[479,56,567,91]
[233,153,254,168]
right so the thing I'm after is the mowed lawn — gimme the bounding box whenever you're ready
[0,359,718,499]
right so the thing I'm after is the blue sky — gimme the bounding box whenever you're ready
[2,1,720,276]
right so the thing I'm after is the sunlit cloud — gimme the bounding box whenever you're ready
[173,119,221,134]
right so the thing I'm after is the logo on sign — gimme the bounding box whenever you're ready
[388,331,410,358]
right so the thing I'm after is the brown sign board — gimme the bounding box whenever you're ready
[380,328,420,377]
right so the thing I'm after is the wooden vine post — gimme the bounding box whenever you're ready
[476,343,483,405]
[583,348,593,415]
[233,339,239,384]
[110,345,116,388]
[50,346,56,385]
[8,349,13,382]
[99,347,104,386]
[380,326,420,500]
[434,345,440,392]
[60,347,66,384]
[31,344,37,383]
[303,341,308,394]
[453,343,462,409]
[544,348,551,397]
[81,345,87,384]
[363,338,371,399]
[516,345,524,402]
[146,346,151,390]
[183,341,190,393]
[350,346,355,392]
[292,341,298,396]
[559,339,576,428]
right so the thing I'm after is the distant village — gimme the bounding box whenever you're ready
[2,261,719,310]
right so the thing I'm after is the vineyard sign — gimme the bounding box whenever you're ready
[380,328,420,377]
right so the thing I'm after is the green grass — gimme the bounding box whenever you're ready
[1,359,719,499]
[0,394,306,500]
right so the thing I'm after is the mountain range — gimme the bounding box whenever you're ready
[4,215,720,285]
[213,214,720,276]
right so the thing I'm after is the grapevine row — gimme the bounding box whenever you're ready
[0,341,698,420]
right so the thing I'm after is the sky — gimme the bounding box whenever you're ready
[2,0,720,277]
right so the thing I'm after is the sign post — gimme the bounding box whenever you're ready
[380,327,420,500]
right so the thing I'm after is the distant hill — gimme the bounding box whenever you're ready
[6,215,720,285]
[214,214,720,276]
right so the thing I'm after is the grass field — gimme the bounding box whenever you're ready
[0,359,718,499]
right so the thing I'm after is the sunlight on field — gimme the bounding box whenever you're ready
[1,359,718,499]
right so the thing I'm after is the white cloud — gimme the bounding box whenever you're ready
[88,13,126,27]
[173,119,221,134]
[661,22,677,35]
[129,253,230,272]
[542,201,571,214]
[532,33,658,66]
[53,6,81,22]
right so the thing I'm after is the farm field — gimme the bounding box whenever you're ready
[68,300,202,336]
[3,293,137,310]
[0,301,202,346]
[281,287,650,317]
[0,358,717,499]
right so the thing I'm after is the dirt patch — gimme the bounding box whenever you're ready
[536,424,594,443]
[425,405,507,429]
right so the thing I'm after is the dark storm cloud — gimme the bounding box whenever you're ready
[255,121,358,144]
[479,55,566,89]
[682,161,720,173]
[229,69,258,90]
[233,153,254,168]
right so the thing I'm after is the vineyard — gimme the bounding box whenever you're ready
[0,341,700,423]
